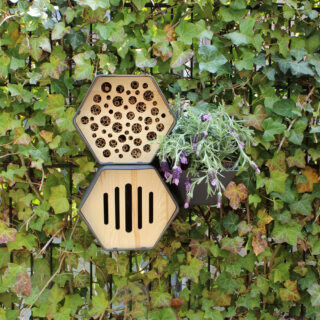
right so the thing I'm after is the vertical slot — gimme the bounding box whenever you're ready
[125,184,132,232]
[103,193,108,225]
[149,192,153,224]
[138,187,142,229]
[115,187,120,230]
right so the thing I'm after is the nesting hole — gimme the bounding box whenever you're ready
[101,82,112,93]
[102,129,106,134]
[143,144,151,152]
[131,148,141,158]
[131,81,139,89]
[147,131,157,141]
[122,144,130,152]
[124,105,128,110]
[109,140,117,148]
[108,133,112,138]
[126,90,131,95]
[143,83,148,89]
[109,109,113,114]
[129,136,133,140]
[136,102,146,113]
[125,130,129,135]
[156,123,164,132]
[104,103,109,108]
[91,105,101,115]
[92,133,97,138]
[93,94,101,103]
[116,85,124,93]
[132,123,142,134]
[107,95,111,100]
[129,96,137,105]
[145,117,152,125]
[161,113,166,118]
[113,96,123,107]
[135,90,140,95]
[153,101,157,106]
[115,149,119,153]
[114,112,122,120]
[101,116,111,126]
[155,118,160,122]
[134,138,142,146]
[144,90,154,101]
[138,116,143,121]
[90,123,98,131]
[145,126,149,130]
[112,122,123,133]
[126,112,135,120]
[119,154,123,158]
[90,117,94,121]
[151,107,159,116]
[103,150,111,158]
[96,138,106,148]
[81,116,89,124]
[118,135,126,143]
[126,123,130,127]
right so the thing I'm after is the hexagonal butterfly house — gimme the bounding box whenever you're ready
[79,166,179,250]
[73,75,176,164]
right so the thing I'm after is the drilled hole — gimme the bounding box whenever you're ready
[116,85,124,93]
[103,149,111,157]
[136,102,146,113]
[112,122,122,133]
[107,95,111,100]
[144,117,152,125]
[101,116,111,126]
[118,135,126,143]
[104,103,109,108]
[156,123,164,132]
[131,81,139,89]
[145,126,149,130]
[131,148,141,158]
[129,136,133,140]
[102,129,106,134]
[143,83,148,89]
[126,90,131,95]
[90,123,98,131]
[155,118,160,122]
[129,96,137,105]
[115,149,119,153]
[147,131,157,141]
[108,133,112,138]
[119,154,123,158]
[143,144,151,152]
[134,138,142,146]
[126,123,130,127]
[96,138,106,148]
[114,112,122,120]
[161,113,166,118]
[126,112,135,120]
[113,96,123,107]
[143,90,154,101]
[122,144,130,152]
[93,94,101,103]
[125,130,129,135]
[124,105,128,110]
[138,116,143,121]
[90,117,94,121]
[91,105,101,115]
[135,90,140,95]
[101,82,112,93]
[153,101,157,106]
[92,133,96,138]
[132,123,142,134]
[109,109,113,114]
[81,116,89,124]
[151,107,159,116]
[109,140,117,148]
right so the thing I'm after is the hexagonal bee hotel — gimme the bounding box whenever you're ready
[74,75,178,250]
[73,75,176,164]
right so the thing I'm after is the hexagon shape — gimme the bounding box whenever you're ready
[73,75,176,164]
[79,165,179,250]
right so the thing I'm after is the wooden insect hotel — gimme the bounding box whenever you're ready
[74,75,178,250]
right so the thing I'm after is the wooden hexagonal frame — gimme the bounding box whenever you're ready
[79,165,179,250]
[73,75,176,165]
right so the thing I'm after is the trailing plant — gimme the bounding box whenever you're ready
[157,98,258,208]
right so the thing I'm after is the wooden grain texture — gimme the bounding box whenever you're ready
[74,76,175,164]
[80,168,178,250]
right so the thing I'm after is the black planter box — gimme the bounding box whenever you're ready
[169,170,237,206]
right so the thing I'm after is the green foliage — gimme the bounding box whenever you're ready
[0,0,320,319]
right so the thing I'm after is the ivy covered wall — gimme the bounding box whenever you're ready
[0,0,320,319]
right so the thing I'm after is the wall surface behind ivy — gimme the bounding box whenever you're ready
[1,0,320,319]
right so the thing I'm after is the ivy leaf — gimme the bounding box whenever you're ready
[176,20,198,45]
[52,22,71,40]
[308,284,320,306]
[225,32,250,46]
[223,211,239,233]
[280,280,301,302]
[8,84,33,102]
[198,45,227,74]
[272,99,299,118]
[13,127,31,146]
[243,105,268,131]
[272,221,303,246]
[49,185,69,214]
[65,29,85,50]
[221,236,244,255]
[0,221,17,244]
[44,94,65,118]
[265,170,288,194]
[180,257,203,282]
[297,166,319,193]
[132,0,148,10]
[223,182,248,210]
[262,118,286,142]
[289,193,313,216]
[308,147,320,161]
[73,53,94,80]
[238,221,251,236]
[89,287,109,318]
[287,149,306,168]
[150,291,171,308]
[135,49,157,68]
[252,233,267,256]
[170,42,193,68]
[149,308,176,320]
[13,270,32,297]
[98,53,117,73]
[41,55,67,79]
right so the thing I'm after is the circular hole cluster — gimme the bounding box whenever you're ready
[112,122,122,133]
[129,96,137,105]
[113,96,123,107]
[143,144,151,152]
[101,116,111,126]
[131,81,139,89]
[91,105,101,115]
[96,138,106,148]
[144,117,152,125]
[136,102,146,113]
[114,112,122,120]
[103,150,111,158]
[122,144,130,152]
[151,107,159,116]
[93,94,101,103]
[132,123,142,134]
[156,123,164,132]
[91,123,98,131]
[109,140,117,148]
[131,148,141,158]
[81,116,89,124]
[126,112,135,120]
[147,131,157,141]
[143,90,154,101]
[134,138,142,146]
[101,82,112,93]
[116,85,124,93]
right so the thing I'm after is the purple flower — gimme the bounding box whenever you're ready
[208,171,218,187]
[184,197,190,209]
[201,113,212,122]
[172,166,182,186]
[229,126,238,138]
[216,192,222,208]
[251,162,261,174]
[185,177,191,192]
[180,151,188,165]
[160,160,170,173]
[164,171,172,181]
[192,134,199,151]
[201,131,208,139]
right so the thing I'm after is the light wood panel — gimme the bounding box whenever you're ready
[74,75,175,164]
[80,167,178,250]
